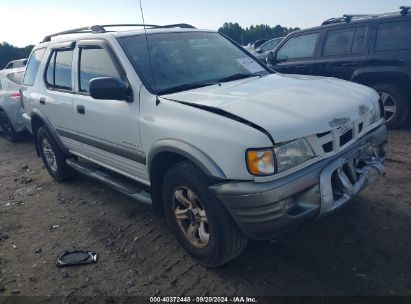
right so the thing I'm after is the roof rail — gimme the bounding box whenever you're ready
[400,6,411,15]
[42,23,196,42]
[321,6,410,26]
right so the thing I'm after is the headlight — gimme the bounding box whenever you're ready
[274,138,315,173]
[246,149,275,176]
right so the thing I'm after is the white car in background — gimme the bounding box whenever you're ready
[251,37,284,62]
[0,67,27,141]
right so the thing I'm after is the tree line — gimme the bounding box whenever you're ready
[218,22,300,45]
[0,42,33,69]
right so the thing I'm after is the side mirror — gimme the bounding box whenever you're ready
[255,48,263,54]
[266,51,276,65]
[89,77,131,102]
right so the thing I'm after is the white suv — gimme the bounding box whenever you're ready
[21,24,388,267]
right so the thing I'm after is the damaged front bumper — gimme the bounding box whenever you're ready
[210,124,388,240]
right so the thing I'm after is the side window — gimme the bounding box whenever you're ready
[352,26,368,53]
[323,26,367,56]
[45,49,74,91]
[79,47,121,93]
[376,20,411,51]
[276,33,320,62]
[323,28,355,56]
[22,48,46,86]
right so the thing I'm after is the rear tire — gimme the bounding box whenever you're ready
[373,84,409,129]
[0,110,21,142]
[162,161,248,267]
[36,126,76,182]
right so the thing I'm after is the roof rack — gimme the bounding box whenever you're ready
[400,6,411,15]
[42,23,196,42]
[321,6,410,26]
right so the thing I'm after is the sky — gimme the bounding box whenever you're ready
[0,0,408,47]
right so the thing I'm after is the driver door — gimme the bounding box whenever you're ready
[72,40,148,183]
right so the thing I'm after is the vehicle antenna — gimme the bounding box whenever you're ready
[138,0,160,105]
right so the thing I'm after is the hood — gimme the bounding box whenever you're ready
[161,73,380,143]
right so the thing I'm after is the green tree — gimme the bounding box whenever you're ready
[219,23,300,45]
[0,42,34,69]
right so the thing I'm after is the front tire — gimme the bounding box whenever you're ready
[36,126,76,182]
[373,84,409,129]
[162,161,248,267]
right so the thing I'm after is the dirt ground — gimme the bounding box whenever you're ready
[0,124,410,298]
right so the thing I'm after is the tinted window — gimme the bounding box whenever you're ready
[376,21,411,51]
[323,26,367,56]
[22,48,46,86]
[352,26,368,52]
[79,48,121,93]
[45,49,73,90]
[55,50,73,90]
[277,33,320,61]
[323,28,355,56]
[260,38,282,51]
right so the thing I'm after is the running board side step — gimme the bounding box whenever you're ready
[66,158,152,206]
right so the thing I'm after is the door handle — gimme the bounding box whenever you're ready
[39,97,46,105]
[296,65,306,69]
[77,105,85,115]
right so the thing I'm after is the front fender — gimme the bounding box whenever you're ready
[148,139,226,180]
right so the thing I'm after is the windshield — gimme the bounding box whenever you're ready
[119,32,269,94]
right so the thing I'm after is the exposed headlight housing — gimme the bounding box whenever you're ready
[274,138,315,173]
[246,149,275,176]
[370,103,381,124]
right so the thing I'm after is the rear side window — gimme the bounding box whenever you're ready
[78,47,121,93]
[323,26,367,56]
[22,48,46,86]
[276,33,320,61]
[376,20,411,51]
[45,49,74,91]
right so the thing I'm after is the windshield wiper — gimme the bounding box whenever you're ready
[216,73,258,83]
[157,82,217,95]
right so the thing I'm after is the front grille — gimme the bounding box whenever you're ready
[316,118,369,155]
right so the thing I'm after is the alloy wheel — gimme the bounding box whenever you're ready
[41,137,58,172]
[378,91,397,124]
[172,186,210,248]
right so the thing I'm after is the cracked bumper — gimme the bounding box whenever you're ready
[210,124,388,240]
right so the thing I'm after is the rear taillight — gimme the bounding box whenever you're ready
[9,92,21,102]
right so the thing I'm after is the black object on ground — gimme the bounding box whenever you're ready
[56,251,97,267]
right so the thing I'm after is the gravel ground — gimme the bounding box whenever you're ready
[0,125,410,297]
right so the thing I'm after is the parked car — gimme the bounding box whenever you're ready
[244,39,268,51]
[21,24,387,267]
[0,67,26,141]
[3,58,27,70]
[251,37,284,62]
[267,6,411,128]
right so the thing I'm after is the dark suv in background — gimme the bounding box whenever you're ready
[268,6,411,128]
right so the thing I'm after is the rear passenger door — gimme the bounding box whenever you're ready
[41,43,76,139]
[271,32,322,75]
[72,39,147,183]
[312,25,370,80]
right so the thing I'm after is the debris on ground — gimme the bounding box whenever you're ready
[56,251,97,267]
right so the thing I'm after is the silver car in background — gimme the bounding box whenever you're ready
[0,67,27,141]
[252,37,284,62]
